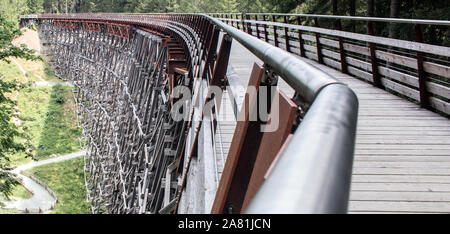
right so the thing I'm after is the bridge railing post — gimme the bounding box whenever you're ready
[229,14,234,27]
[297,16,306,57]
[367,21,381,88]
[255,15,260,39]
[241,13,245,32]
[415,24,430,109]
[336,19,348,74]
[246,14,252,35]
[314,17,324,64]
[272,15,279,48]
[263,15,269,43]
[283,15,291,53]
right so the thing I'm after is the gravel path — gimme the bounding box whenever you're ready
[4,151,85,213]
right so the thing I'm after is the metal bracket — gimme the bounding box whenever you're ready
[261,63,279,86]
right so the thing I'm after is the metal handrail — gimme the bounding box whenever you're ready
[210,13,450,26]
[21,13,359,213]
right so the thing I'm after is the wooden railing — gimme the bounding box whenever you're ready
[210,13,450,116]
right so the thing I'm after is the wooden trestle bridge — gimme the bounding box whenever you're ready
[20,13,450,214]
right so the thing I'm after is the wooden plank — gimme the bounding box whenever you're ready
[357,111,435,116]
[354,161,450,168]
[288,39,300,48]
[319,37,339,48]
[301,33,316,42]
[429,96,450,115]
[303,44,316,53]
[356,139,450,145]
[353,167,450,175]
[343,42,370,56]
[378,66,419,88]
[355,144,450,150]
[350,191,450,202]
[211,63,265,214]
[375,50,417,69]
[427,82,450,100]
[349,201,450,213]
[380,77,420,101]
[355,156,450,162]
[351,182,450,192]
[290,47,301,56]
[346,56,372,72]
[321,48,341,60]
[347,65,373,82]
[304,51,318,61]
[357,126,450,130]
[423,61,450,78]
[323,57,342,70]
[352,174,450,183]
[241,90,297,212]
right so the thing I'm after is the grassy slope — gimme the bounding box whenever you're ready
[26,157,91,214]
[0,61,27,83]
[0,58,81,166]
[34,84,81,160]
[0,30,86,213]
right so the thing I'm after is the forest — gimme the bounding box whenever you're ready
[2,0,449,44]
[1,0,449,22]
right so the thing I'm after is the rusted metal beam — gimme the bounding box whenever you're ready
[415,24,429,109]
[262,15,269,43]
[272,15,279,48]
[241,90,298,212]
[336,19,348,74]
[211,63,266,214]
[367,21,381,88]
[297,16,306,57]
[284,16,291,52]
[210,34,232,88]
[314,17,324,64]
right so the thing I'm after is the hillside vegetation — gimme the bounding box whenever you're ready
[26,157,90,214]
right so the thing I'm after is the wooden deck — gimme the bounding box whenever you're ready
[217,40,450,214]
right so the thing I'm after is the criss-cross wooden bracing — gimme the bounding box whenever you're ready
[19,13,450,214]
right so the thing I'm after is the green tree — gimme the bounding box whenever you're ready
[26,0,45,14]
[0,0,29,23]
[0,17,39,198]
